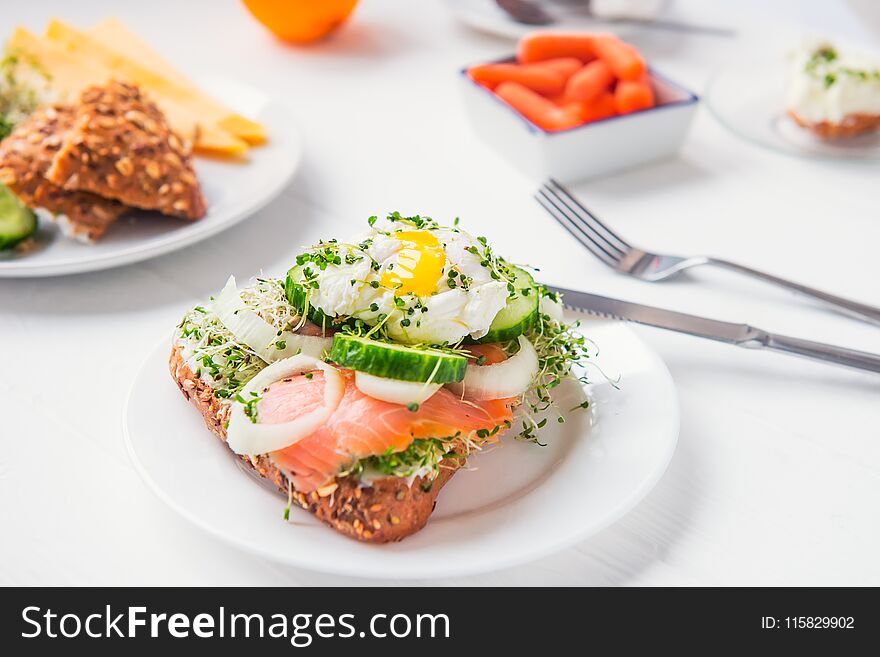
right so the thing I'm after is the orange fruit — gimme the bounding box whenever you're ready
[243,0,359,44]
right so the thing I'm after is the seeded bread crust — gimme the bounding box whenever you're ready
[788,110,880,139]
[46,81,207,220]
[168,345,460,543]
[0,105,128,241]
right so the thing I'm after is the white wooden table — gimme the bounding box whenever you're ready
[2,0,878,586]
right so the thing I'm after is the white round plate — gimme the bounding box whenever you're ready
[443,0,661,40]
[706,50,880,161]
[0,77,302,277]
[124,314,678,578]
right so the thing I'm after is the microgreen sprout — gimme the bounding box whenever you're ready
[511,286,597,443]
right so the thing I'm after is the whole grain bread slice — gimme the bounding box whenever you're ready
[0,105,128,242]
[788,110,880,139]
[168,345,460,543]
[46,81,207,220]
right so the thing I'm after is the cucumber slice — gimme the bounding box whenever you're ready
[329,333,467,383]
[476,266,539,343]
[0,183,37,250]
[284,265,339,329]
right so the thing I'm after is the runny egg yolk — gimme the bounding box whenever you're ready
[380,231,446,296]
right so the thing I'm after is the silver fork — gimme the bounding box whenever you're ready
[494,0,736,35]
[536,179,880,325]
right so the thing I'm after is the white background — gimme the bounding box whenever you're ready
[1,0,878,586]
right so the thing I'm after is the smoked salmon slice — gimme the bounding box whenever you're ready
[463,343,509,365]
[259,368,515,492]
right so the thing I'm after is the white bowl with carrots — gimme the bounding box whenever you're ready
[461,32,699,181]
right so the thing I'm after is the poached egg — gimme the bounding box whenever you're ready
[296,217,510,345]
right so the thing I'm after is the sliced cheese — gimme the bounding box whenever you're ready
[45,19,251,152]
[51,18,266,145]
[9,26,247,156]
[7,27,108,100]
[217,115,268,145]
[87,19,266,145]
[87,17,192,87]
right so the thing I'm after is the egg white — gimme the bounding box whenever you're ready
[304,220,509,344]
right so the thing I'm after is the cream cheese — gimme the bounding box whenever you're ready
[786,41,880,124]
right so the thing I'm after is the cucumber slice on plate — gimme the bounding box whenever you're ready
[0,183,37,250]
[329,333,467,383]
[476,265,539,343]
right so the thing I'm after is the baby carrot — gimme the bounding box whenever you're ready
[614,77,655,114]
[495,81,583,131]
[468,63,565,95]
[581,91,617,121]
[569,92,617,123]
[564,59,615,103]
[531,57,584,81]
[517,32,597,64]
[591,34,646,80]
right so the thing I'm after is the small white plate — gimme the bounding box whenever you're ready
[124,314,679,578]
[706,53,880,161]
[0,77,303,278]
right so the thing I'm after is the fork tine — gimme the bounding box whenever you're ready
[537,183,626,264]
[535,189,622,268]
[539,183,628,263]
[546,179,631,252]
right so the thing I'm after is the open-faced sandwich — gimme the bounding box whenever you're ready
[786,41,880,139]
[170,214,593,542]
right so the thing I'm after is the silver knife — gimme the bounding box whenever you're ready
[548,286,880,374]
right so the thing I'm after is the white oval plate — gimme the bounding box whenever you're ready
[705,41,880,161]
[124,314,678,578]
[0,77,302,277]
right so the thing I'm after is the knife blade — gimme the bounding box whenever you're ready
[548,285,880,374]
